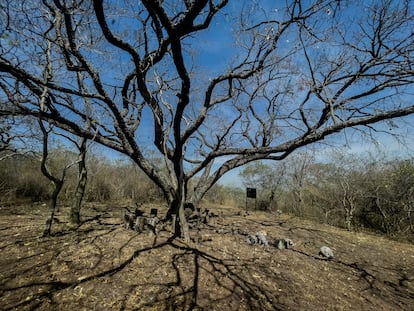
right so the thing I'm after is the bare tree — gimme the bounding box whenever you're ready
[1,0,413,241]
[285,151,315,215]
[69,136,88,225]
[38,114,86,236]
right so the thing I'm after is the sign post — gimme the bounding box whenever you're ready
[246,187,257,210]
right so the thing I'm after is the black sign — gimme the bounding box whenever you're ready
[246,187,257,198]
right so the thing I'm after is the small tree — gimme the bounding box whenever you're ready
[284,152,315,216]
[38,120,79,236]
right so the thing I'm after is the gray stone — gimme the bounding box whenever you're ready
[245,234,258,245]
[255,231,269,246]
[319,246,334,259]
[245,231,269,246]
[273,238,294,249]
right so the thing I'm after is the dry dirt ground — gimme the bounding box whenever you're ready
[1,202,413,311]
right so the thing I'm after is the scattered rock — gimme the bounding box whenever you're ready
[246,231,269,246]
[246,234,258,245]
[238,210,249,216]
[123,207,159,234]
[245,232,295,250]
[273,238,294,250]
[256,231,269,246]
[187,207,215,227]
[319,246,334,259]
[184,202,195,219]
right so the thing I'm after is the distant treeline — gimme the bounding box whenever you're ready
[0,147,241,207]
[1,148,413,242]
[239,152,414,242]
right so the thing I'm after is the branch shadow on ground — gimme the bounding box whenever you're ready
[1,234,172,310]
[2,207,413,311]
[2,230,293,311]
[132,240,292,311]
[291,248,414,309]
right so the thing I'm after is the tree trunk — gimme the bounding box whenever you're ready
[269,189,274,203]
[178,199,190,242]
[375,196,389,234]
[70,162,87,225]
[70,139,87,225]
[169,196,190,242]
[168,153,190,242]
[43,182,63,236]
[38,118,67,237]
[345,208,352,231]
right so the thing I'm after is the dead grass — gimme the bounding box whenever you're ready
[0,203,413,310]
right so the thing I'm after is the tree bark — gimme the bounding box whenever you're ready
[178,199,190,242]
[70,138,87,225]
[70,161,87,225]
[43,181,63,236]
[169,195,190,242]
